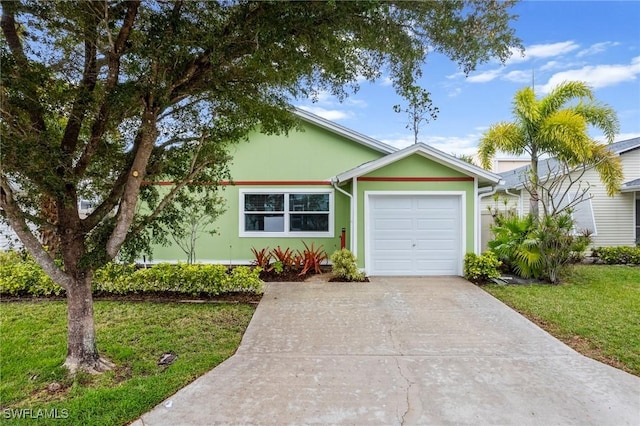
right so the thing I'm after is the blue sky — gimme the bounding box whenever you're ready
[296,1,640,156]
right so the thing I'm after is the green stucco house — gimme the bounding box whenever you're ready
[149,109,502,276]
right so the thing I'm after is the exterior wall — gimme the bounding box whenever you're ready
[353,154,476,269]
[479,191,522,251]
[590,148,640,247]
[148,122,384,263]
[481,148,640,250]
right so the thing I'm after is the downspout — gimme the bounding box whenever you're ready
[332,179,355,254]
[477,183,501,253]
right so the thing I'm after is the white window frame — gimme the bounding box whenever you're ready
[239,188,334,238]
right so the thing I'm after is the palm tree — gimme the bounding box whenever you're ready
[478,81,622,220]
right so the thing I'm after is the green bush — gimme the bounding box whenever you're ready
[0,251,64,296]
[95,263,263,296]
[463,252,501,284]
[0,251,263,297]
[593,246,640,265]
[330,249,365,281]
[488,212,593,283]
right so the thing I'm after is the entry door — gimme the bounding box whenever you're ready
[368,194,462,275]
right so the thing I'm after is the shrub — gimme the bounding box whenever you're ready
[330,249,365,282]
[95,263,263,296]
[488,212,593,284]
[593,246,640,265]
[270,246,298,273]
[250,247,273,271]
[463,252,501,284]
[298,242,328,276]
[0,251,263,297]
[0,251,64,296]
[488,213,538,278]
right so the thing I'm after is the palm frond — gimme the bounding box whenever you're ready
[572,101,619,144]
[513,87,540,124]
[478,122,525,169]
[538,81,593,118]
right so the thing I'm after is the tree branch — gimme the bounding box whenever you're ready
[105,107,158,259]
[0,177,73,289]
[60,3,100,156]
[73,1,140,178]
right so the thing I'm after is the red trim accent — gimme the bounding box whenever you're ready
[357,176,474,182]
[142,180,332,186]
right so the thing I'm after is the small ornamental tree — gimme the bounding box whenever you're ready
[1,0,520,373]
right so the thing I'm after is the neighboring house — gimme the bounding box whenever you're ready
[149,109,501,276]
[480,137,640,250]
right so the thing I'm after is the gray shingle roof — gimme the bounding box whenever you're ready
[498,137,640,188]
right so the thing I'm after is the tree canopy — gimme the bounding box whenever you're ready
[1,0,521,373]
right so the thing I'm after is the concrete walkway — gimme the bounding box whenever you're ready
[135,277,640,425]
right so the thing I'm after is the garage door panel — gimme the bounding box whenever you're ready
[375,218,413,230]
[374,197,412,209]
[374,260,413,272]
[369,194,462,276]
[415,240,456,251]
[415,249,457,259]
[416,218,457,230]
[374,239,413,250]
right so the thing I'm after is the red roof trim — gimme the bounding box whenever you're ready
[357,177,474,182]
[143,180,332,186]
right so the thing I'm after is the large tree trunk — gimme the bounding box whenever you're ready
[63,273,114,374]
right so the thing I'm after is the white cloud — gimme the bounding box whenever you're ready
[379,133,481,156]
[503,70,532,83]
[446,71,465,80]
[380,76,393,87]
[422,135,482,157]
[540,60,561,71]
[448,87,462,98]
[467,68,502,83]
[346,98,368,108]
[297,106,352,121]
[506,41,580,64]
[614,132,640,142]
[577,41,620,58]
[539,56,640,93]
[593,132,640,143]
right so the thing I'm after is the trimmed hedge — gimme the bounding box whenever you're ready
[592,246,640,265]
[0,251,263,297]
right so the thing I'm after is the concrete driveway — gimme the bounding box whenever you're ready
[136,277,639,425]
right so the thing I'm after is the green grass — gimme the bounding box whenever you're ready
[0,301,256,425]
[484,265,640,376]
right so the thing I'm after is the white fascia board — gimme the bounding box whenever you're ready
[621,185,640,193]
[293,107,397,155]
[335,143,501,184]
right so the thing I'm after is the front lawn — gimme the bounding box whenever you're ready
[0,301,256,425]
[484,265,640,376]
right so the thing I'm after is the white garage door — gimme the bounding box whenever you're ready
[368,194,462,276]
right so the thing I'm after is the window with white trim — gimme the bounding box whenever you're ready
[240,189,333,237]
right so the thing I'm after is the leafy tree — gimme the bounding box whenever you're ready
[1,0,520,373]
[393,85,439,144]
[478,81,623,220]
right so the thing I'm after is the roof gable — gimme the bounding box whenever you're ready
[335,143,501,185]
